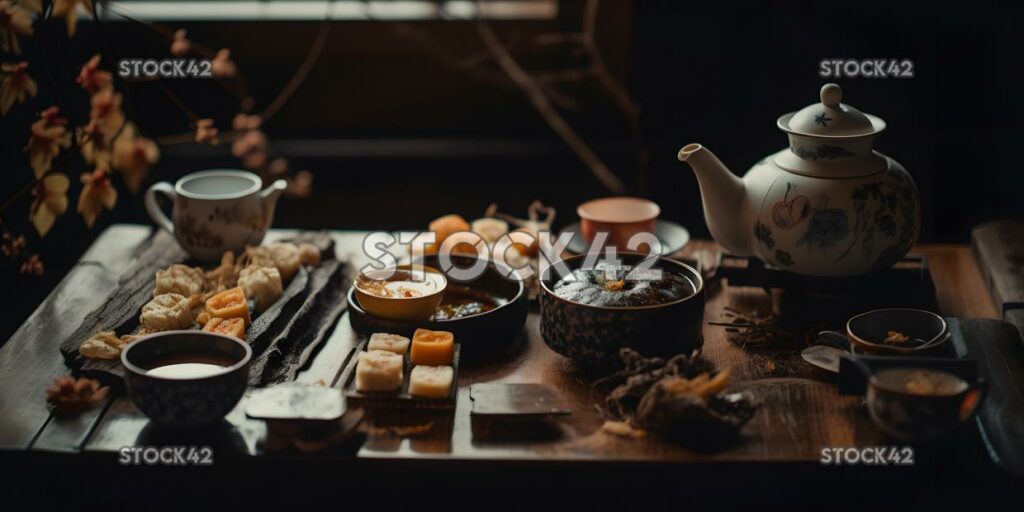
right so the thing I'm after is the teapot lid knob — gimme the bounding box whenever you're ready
[820,83,842,108]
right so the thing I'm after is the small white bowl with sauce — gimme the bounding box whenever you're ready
[122,330,252,427]
[353,264,448,321]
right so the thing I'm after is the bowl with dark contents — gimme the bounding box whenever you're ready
[539,253,705,371]
[349,254,528,363]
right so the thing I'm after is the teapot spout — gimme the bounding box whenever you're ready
[260,179,288,227]
[677,144,754,256]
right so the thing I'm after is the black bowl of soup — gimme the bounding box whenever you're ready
[122,331,251,427]
[540,254,704,371]
[349,254,528,363]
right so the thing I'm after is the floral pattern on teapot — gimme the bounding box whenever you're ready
[752,159,919,275]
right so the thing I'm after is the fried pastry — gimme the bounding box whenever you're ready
[140,293,195,332]
[79,331,132,359]
[205,287,252,326]
[238,265,283,314]
[154,264,205,297]
[297,243,321,267]
[202,317,246,340]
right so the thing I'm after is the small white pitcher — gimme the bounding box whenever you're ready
[145,169,287,261]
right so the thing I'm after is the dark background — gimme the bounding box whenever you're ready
[2,0,1023,342]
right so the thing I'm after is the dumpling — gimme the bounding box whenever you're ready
[238,265,283,314]
[243,243,300,283]
[154,264,204,297]
[267,243,300,282]
[140,293,195,332]
[297,243,321,267]
[79,331,131,360]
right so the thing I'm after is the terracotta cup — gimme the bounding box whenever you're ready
[577,197,660,250]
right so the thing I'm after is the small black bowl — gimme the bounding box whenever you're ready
[121,331,252,427]
[540,253,705,372]
[349,254,528,363]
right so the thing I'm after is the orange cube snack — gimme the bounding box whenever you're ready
[425,214,470,255]
[206,287,252,326]
[410,328,455,366]
[203,317,246,341]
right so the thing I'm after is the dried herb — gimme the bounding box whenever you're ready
[592,348,758,450]
[709,306,794,347]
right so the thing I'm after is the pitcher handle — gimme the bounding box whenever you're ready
[145,181,175,234]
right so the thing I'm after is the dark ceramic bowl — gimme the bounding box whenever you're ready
[539,253,705,371]
[349,254,528,363]
[865,367,986,442]
[847,308,949,355]
[121,331,252,427]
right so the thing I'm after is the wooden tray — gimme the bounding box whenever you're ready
[341,338,460,410]
[56,230,350,387]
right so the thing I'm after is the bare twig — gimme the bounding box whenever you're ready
[475,22,626,194]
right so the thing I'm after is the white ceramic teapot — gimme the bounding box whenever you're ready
[678,83,920,277]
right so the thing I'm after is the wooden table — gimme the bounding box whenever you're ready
[0,225,1002,465]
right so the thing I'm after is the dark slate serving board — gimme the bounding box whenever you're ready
[58,230,349,387]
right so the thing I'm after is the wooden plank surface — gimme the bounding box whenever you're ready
[0,226,151,450]
[2,226,1002,464]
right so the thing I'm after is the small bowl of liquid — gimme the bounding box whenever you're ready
[122,330,252,427]
[353,264,448,321]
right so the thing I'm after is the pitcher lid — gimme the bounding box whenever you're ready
[777,83,886,138]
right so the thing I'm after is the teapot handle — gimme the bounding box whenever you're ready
[145,181,175,234]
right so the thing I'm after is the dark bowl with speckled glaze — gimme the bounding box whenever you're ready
[539,253,704,371]
[122,331,251,427]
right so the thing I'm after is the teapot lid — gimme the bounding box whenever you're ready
[777,83,886,138]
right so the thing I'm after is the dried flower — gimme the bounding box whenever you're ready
[78,121,112,172]
[211,48,237,79]
[24,107,72,179]
[18,0,41,13]
[77,169,117,228]
[0,1,33,54]
[287,170,313,198]
[0,61,37,116]
[30,173,69,236]
[52,0,95,38]
[269,158,289,175]
[232,113,261,131]
[194,118,218,144]
[1,231,26,257]
[46,376,109,414]
[170,28,191,57]
[112,123,159,192]
[20,253,43,275]
[76,54,112,94]
[85,86,125,150]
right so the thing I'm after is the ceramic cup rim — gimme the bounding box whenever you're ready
[846,308,947,354]
[354,264,448,301]
[121,330,252,381]
[175,169,263,201]
[868,366,969,397]
[576,197,660,224]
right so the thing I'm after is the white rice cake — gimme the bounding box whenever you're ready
[408,365,454,399]
[368,333,411,355]
[355,350,404,392]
